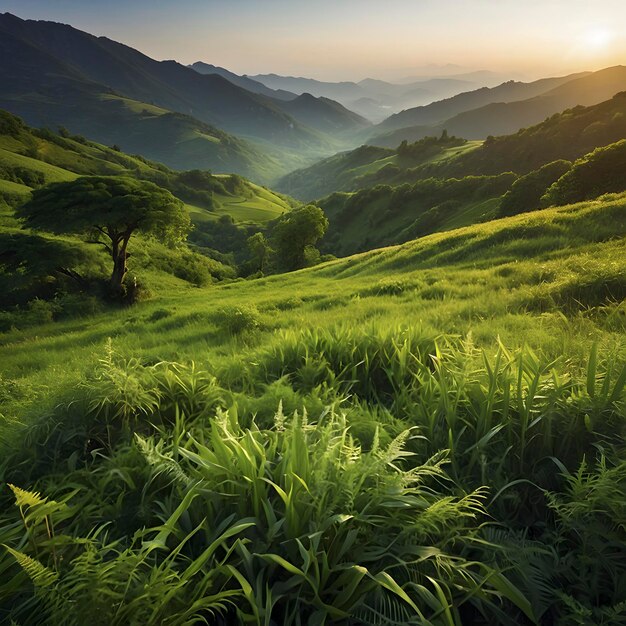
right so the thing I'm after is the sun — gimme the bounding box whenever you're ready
[582,27,613,50]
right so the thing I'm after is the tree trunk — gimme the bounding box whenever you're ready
[109,235,130,295]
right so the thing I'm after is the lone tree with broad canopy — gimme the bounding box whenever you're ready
[272,204,328,271]
[17,176,190,296]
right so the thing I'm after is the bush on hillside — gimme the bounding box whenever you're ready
[498,160,572,216]
[0,110,24,136]
[541,140,626,206]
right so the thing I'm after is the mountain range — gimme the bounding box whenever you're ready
[3,11,626,189]
[245,73,489,122]
[369,66,626,145]
[0,13,370,183]
[278,91,626,201]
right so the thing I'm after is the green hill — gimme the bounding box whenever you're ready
[0,110,295,301]
[318,172,516,256]
[277,134,480,201]
[430,90,626,178]
[0,109,292,220]
[0,13,363,184]
[1,192,624,624]
[273,94,626,261]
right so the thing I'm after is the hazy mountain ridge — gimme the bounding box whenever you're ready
[0,26,284,183]
[189,62,371,133]
[249,72,492,122]
[0,13,317,147]
[189,62,297,101]
[374,71,591,132]
[370,66,626,146]
[0,12,377,182]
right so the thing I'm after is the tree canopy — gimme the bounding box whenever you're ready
[272,204,328,271]
[17,176,190,294]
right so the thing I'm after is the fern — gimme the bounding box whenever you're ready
[3,545,58,587]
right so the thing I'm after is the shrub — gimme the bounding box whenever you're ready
[216,304,261,335]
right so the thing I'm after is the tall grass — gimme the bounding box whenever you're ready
[1,325,624,624]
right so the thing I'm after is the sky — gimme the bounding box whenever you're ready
[2,0,625,81]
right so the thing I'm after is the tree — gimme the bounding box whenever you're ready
[17,176,190,295]
[272,205,328,271]
[247,232,271,273]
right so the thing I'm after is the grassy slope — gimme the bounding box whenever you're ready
[1,193,624,625]
[277,139,482,201]
[374,91,626,182]
[186,182,291,225]
[0,122,292,228]
[1,193,624,419]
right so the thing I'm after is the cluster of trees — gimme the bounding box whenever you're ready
[246,204,329,274]
[498,160,572,217]
[0,109,24,136]
[498,139,626,216]
[542,139,626,206]
[396,130,466,162]
[0,164,45,188]
[10,174,329,309]
[320,172,517,255]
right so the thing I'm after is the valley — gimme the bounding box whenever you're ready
[0,5,625,626]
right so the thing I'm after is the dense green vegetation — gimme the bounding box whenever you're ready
[0,111,302,302]
[1,15,625,622]
[1,194,625,624]
[319,172,516,256]
[18,176,191,295]
[541,139,626,206]
[498,160,572,217]
[278,133,474,201]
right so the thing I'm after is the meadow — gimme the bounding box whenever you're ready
[1,193,625,624]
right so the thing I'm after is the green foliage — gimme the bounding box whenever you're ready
[542,140,626,206]
[18,176,190,244]
[0,164,45,189]
[320,173,516,256]
[0,192,625,624]
[217,304,262,335]
[246,231,272,274]
[499,160,572,216]
[272,204,329,271]
[0,110,24,137]
[397,133,466,162]
[17,176,191,294]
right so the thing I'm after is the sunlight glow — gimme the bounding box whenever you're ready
[582,28,613,50]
